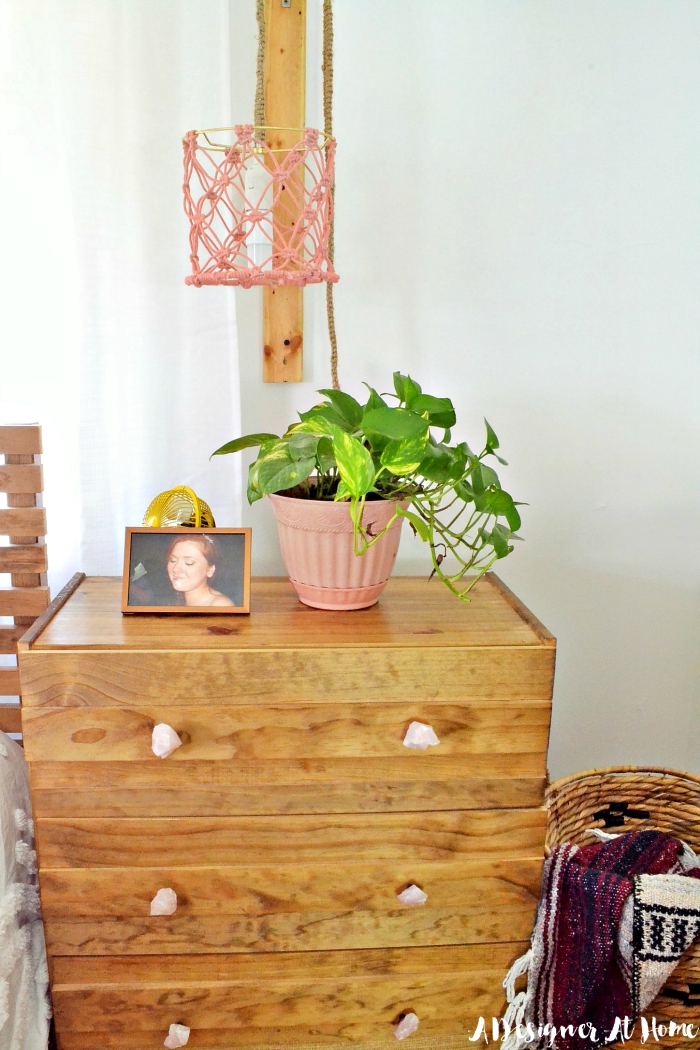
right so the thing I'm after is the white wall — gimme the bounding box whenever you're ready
[225,1,700,780]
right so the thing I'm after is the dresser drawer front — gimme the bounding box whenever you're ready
[51,944,526,1040]
[22,701,550,762]
[20,647,555,707]
[29,756,546,817]
[36,809,546,869]
[41,856,541,955]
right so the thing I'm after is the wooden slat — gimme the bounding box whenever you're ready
[0,586,49,617]
[40,856,541,955]
[0,425,42,455]
[0,703,21,734]
[18,648,554,706]
[0,463,43,494]
[35,809,546,869]
[27,758,546,817]
[0,544,48,573]
[0,626,26,654]
[0,668,20,696]
[21,700,551,763]
[262,0,306,383]
[0,507,46,537]
[263,286,303,383]
[51,942,524,1035]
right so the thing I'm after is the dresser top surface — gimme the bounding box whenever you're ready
[24,574,554,652]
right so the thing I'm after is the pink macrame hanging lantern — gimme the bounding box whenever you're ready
[182,124,338,289]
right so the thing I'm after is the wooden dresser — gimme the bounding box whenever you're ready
[18,573,555,1050]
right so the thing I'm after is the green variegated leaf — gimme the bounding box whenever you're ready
[317,389,364,428]
[362,384,388,412]
[403,375,422,408]
[316,436,336,473]
[257,455,316,496]
[409,394,456,429]
[332,428,376,497]
[380,433,428,475]
[287,432,320,461]
[299,403,352,433]
[212,433,279,457]
[362,407,430,442]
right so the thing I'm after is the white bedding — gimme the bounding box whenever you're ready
[0,733,50,1050]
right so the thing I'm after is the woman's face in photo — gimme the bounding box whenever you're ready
[167,540,214,593]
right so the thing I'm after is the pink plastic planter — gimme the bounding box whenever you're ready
[268,493,406,610]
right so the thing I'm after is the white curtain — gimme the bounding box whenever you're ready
[0,0,242,591]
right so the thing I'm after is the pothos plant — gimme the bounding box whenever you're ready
[213,373,523,600]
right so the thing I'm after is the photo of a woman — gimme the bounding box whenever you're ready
[123,528,251,614]
[166,535,233,607]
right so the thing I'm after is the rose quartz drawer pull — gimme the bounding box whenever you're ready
[396,884,427,907]
[164,1024,190,1048]
[402,721,440,750]
[394,1013,420,1040]
[152,724,182,759]
[151,888,178,915]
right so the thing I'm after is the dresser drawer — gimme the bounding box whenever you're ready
[22,701,550,762]
[41,856,542,955]
[51,943,527,1046]
[35,809,547,869]
[28,755,547,817]
[20,646,555,708]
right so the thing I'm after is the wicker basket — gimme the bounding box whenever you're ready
[546,767,700,1044]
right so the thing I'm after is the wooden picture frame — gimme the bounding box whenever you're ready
[121,528,251,615]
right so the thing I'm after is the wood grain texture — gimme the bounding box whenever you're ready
[0,463,43,493]
[0,586,49,617]
[262,0,306,383]
[0,425,42,454]
[19,647,554,709]
[0,703,21,734]
[51,942,526,1034]
[23,575,554,651]
[0,626,26,654]
[35,809,546,869]
[56,1029,514,1050]
[21,701,551,762]
[41,856,541,954]
[28,757,546,817]
[0,507,46,537]
[16,572,85,652]
[39,856,542,917]
[0,667,20,697]
[0,544,48,573]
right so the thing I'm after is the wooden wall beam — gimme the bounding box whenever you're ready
[262,0,306,383]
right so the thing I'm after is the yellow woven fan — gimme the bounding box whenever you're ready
[143,486,215,528]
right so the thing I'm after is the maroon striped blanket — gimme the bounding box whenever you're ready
[501,830,700,1050]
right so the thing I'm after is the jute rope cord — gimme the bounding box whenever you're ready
[254,0,266,130]
[323,0,339,389]
[546,765,700,1017]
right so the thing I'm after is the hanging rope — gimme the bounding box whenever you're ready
[323,0,339,389]
[254,0,266,129]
